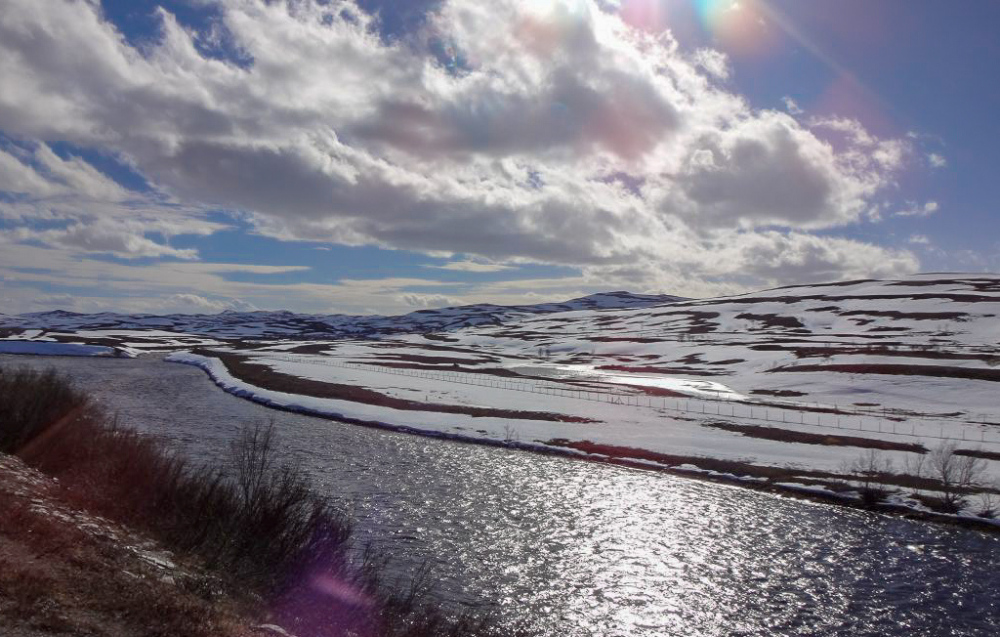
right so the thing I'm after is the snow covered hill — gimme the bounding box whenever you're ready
[0,290,683,348]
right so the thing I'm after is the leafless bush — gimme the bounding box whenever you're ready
[503,423,520,444]
[0,366,88,453]
[976,490,999,519]
[927,441,986,513]
[843,449,894,504]
[903,452,928,496]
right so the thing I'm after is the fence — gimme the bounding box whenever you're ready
[269,354,1000,446]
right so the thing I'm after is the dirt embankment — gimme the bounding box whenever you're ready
[0,454,261,637]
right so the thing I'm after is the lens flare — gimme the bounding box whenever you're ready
[696,0,777,56]
[618,0,669,33]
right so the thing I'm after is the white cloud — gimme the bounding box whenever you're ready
[0,0,923,302]
[782,96,803,115]
[6,221,198,260]
[0,141,224,257]
[398,293,465,309]
[928,152,947,168]
[894,200,940,218]
[427,259,514,272]
[692,49,730,80]
[166,294,258,313]
[908,234,930,245]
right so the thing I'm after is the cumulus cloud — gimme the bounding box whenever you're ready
[715,231,919,283]
[399,292,465,308]
[668,112,885,229]
[0,0,923,298]
[167,294,258,313]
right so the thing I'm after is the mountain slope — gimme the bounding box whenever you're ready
[0,291,684,347]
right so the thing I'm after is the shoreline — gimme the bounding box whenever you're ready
[165,352,1000,535]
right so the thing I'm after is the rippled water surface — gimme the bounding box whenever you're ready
[5,354,999,636]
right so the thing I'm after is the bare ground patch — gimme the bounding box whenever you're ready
[751,389,807,397]
[700,421,926,453]
[955,448,1000,462]
[769,363,1000,383]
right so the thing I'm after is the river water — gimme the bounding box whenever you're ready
[4,354,999,636]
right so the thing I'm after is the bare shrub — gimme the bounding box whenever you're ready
[976,490,999,519]
[0,366,88,453]
[843,449,894,504]
[927,441,986,513]
[503,423,520,444]
[903,452,928,497]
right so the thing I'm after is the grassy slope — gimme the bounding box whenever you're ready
[0,454,256,637]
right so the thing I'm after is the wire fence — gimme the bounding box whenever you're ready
[269,354,1000,446]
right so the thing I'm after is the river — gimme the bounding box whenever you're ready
[3,353,998,636]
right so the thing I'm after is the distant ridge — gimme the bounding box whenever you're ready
[0,291,686,340]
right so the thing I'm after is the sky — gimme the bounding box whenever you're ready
[0,0,998,316]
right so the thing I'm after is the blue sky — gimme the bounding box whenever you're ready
[0,0,997,315]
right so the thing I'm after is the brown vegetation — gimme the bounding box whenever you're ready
[701,421,925,453]
[735,313,805,329]
[768,363,1000,383]
[0,456,249,637]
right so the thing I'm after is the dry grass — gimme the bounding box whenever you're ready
[0,465,248,637]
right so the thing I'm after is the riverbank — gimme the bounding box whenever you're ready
[0,453,258,637]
